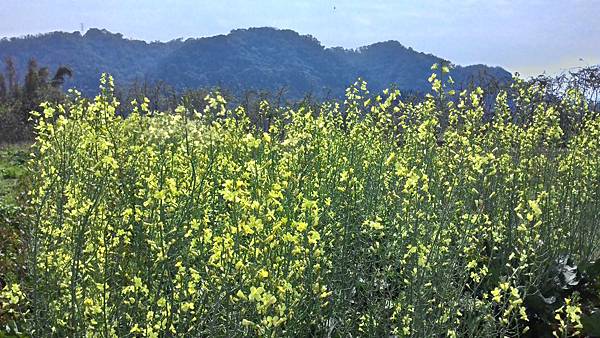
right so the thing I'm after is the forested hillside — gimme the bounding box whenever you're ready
[0,27,511,97]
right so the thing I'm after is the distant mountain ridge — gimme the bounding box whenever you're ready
[0,27,512,97]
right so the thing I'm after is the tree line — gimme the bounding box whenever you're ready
[1,57,599,144]
[0,58,71,143]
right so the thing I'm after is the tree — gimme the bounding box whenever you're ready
[0,73,6,101]
[4,57,18,96]
[24,59,41,99]
[51,66,72,88]
[0,58,71,143]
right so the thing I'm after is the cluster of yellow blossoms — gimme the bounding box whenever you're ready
[1,71,599,336]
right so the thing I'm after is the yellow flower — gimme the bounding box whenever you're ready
[295,221,308,232]
[236,290,248,301]
[181,302,195,312]
[528,200,542,217]
[308,230,321,244]
[491,288,502,303]
[258,269,269,279]
[241,319,255,327]
[249,286,265,302]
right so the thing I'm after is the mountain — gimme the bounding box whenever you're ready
[0,27,512,98]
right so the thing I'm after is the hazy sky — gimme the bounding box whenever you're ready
[1,0,599,77]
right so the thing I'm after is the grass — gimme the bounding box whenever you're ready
[0,143,28,205]
[0,143,29,301]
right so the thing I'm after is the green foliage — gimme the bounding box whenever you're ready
[0,144,29,331]
[0,58,69,143]
[523,256,600,336]
[1,71,600,337]
[0,144,28,204]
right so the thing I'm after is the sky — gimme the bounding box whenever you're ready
[1,0,599,77]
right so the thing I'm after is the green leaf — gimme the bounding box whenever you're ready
[582,311,600,336]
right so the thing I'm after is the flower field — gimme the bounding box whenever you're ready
[1,71,600,337]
